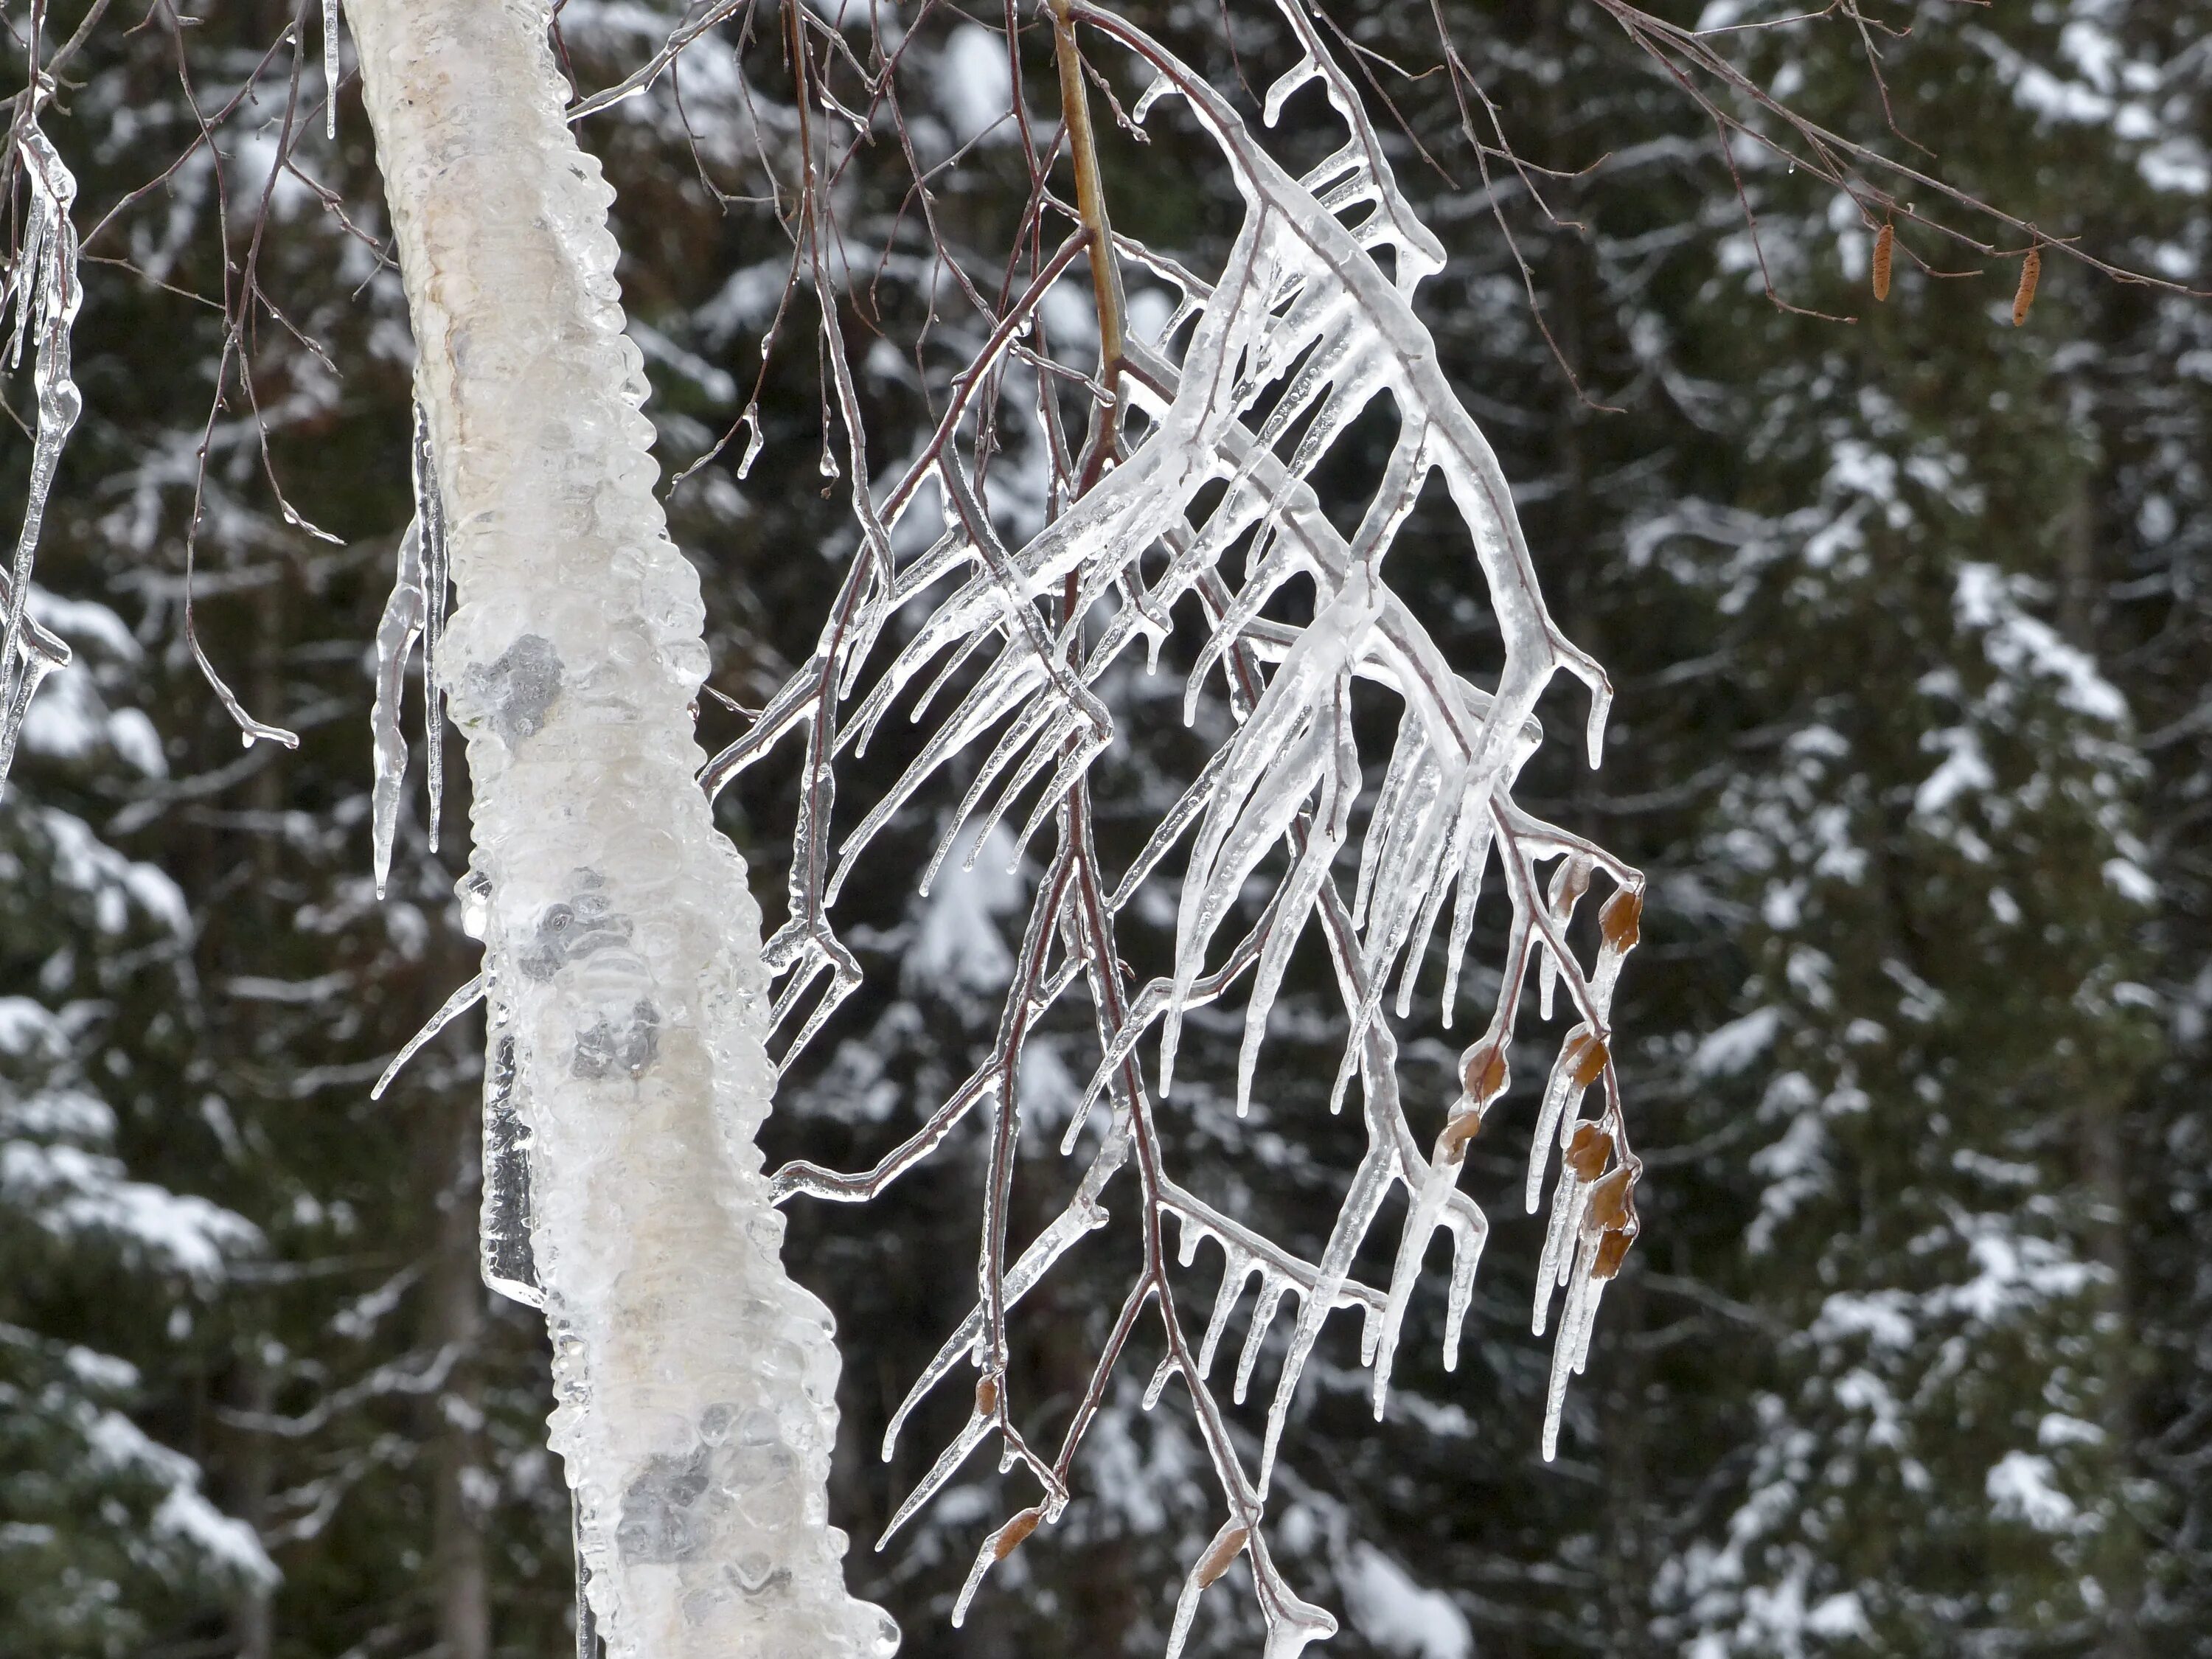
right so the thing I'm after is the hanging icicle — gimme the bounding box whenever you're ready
[0,80,83,796]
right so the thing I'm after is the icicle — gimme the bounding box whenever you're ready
[877,1408,994,1548]
[1569,1273,1607,1377]
[1197,1249,1253,1379]
[1531,1167,1589,1337]
[0,626,63,791]
[953,1509,1042,1626]
[735,405,765,479]
[369,405,449,896]
[1132,72,1175,127]
[1234,1276,1287,1405]
[411,403,449,852]
[1259,1141,1398,1495]
[1142,1353,1178,1411]
[1537,854,1593,1021]
[371,971,485,1099]
[369,521,425,898]
[572,1500,598,1659]
[1436,804,1495,1023]
[1527,1027,1604,1213]
[1440,1208,1485,1371]
[324,0,342,139]
[1166,1520,1251,1659]
[1540,1233,1605,1461]
[1,100,83,798]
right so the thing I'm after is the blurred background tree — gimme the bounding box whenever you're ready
[1,1,2206,1657]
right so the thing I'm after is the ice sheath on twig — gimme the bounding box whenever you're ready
[717,1,1646,1652]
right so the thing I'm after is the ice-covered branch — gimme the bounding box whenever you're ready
[729,1,1646,1650]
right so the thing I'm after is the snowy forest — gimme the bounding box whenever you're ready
[3,0,2210,1657]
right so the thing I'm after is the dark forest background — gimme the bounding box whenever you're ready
[3,1,2209,1657]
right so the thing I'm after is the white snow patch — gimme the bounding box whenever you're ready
[1806,1591,1870,1640]
[2038,1412,2105,1450]
[1986,1450,2077,1534]
[153,1486,280,1587]
[2101,858,2157,905]
[1015,1041,1079,1135]
[27,586,139,658]
[83,1405,278,1585]
[0,997,63,1057]
[18,665,108,761]
[1810,1291,1914,1351]
[936,25,1015,145]
[1913,726,1993,820]
[1340,1543,1472,1659]
[0,1121,261,1280]
[905,823,1023,995]
[1693,1008,1779,1077]
[1955,562,2129,725]
[1125,288,1176,347]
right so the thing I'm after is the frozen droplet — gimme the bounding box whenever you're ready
[736,407,765,480]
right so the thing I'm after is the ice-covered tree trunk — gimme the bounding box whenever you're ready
[345,4,892,1655]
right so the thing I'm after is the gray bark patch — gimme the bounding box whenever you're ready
[467,632,561,744]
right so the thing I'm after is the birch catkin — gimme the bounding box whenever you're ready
[2013,246,2042,326]
[1871,223,1893,302]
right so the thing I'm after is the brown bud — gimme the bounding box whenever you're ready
[1195,1526,1251,1588]
[992,1507,1042,1561]
[2013,246,2040,327]
[1436,1107,1482,1164]
[1558,1027,1594,1080]
[1592,1228,1634,1281]
[1585,1166,1633,1231]
[1461,1040,1509,1106]
[1551,856,1592,914]
[1565,1121,1611,1182]
[975,1376,1000,1416]
[1567,1032,1610,1091]
[1871,223,1893,302]
[1599,888,1641,953]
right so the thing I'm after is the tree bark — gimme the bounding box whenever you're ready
[344,5,892,1655]
[426,1087,490,1659]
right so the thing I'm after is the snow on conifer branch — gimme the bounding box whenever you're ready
[712,2,1646,1651]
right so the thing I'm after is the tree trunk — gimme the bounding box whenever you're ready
[427,1085,490,1659]
[344,5,892,1655]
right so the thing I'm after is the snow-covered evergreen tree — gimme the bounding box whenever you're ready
[4,2,2207,1658]
[1,588,273,1654]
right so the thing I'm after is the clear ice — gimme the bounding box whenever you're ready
[1,82,83,797]
[706,0,1646,1644]
[347,2,894,1654]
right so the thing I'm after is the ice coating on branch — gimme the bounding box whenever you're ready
[718,0,1647,1642]
[1,85,83,798]
[346,3,894,1655]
